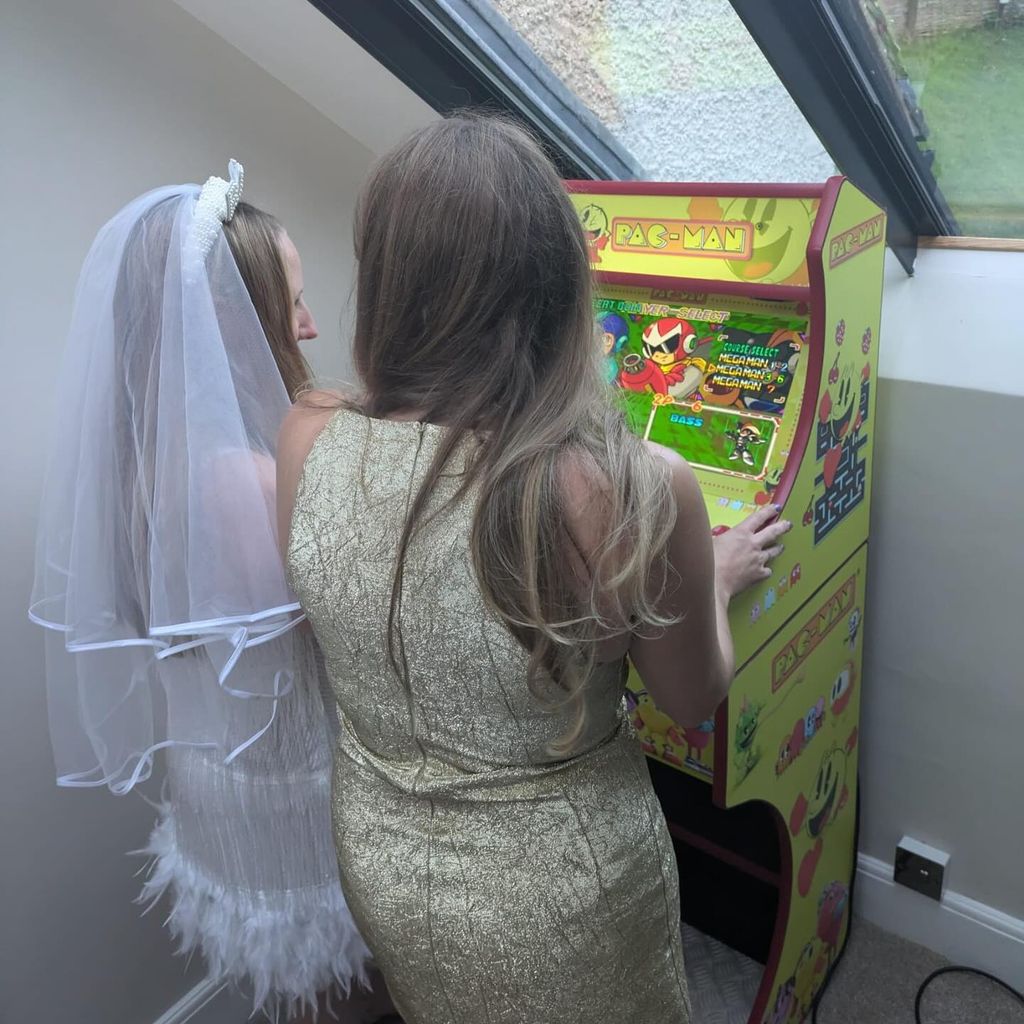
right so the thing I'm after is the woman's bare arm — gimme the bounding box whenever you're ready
[630,443,789,726]
[276,394,339,556]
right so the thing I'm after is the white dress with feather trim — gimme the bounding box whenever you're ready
[139,631,370,1014]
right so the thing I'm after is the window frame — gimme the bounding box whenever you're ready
[309,0,642,181]
[729,0,962,273]
[316,0,969,274]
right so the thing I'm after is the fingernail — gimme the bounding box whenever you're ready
[774,504,783,511]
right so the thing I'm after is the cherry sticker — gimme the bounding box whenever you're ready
[823,446,842,487]
[798,838,824,896]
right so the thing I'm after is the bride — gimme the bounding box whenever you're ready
[31,162,393,1021]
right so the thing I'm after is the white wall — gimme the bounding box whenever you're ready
[863,248,1024,922]
[0,0,425,1019]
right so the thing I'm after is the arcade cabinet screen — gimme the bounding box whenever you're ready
[598,294,807,482]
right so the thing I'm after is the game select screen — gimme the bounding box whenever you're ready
[598,292,808,483]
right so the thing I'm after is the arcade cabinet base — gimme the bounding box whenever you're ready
[649,759,781,964]
[683,923,762,1024]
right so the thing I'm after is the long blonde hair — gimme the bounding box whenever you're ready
[349,113,675,752]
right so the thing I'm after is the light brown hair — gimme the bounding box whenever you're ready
[348,112,675,751]
[224,201,312,400]
[113,194,309,630]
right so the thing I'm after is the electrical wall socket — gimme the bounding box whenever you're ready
[894,836,949,901]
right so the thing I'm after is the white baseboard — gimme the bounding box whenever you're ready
[151,977,228,1024]
[856,853,1024,990]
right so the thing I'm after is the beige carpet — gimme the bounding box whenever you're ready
[809,918,1023,1024]
[678,916,1024,1024]
[212,917,1023,1022]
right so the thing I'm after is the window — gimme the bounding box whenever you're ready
[319,0,1023,269]
[491,0,1023,239]
[860,0,1024,238]
[486,0,837,184]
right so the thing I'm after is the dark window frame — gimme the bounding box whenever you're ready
[309,0,642,181]
[729,0,961,273]
[316,0,962,274]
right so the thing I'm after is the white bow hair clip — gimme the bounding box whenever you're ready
[186,158,245,274]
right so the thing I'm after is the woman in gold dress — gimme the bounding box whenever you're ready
[277,113,790,1024]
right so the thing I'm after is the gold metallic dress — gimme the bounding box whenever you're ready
[287,409,690,1024]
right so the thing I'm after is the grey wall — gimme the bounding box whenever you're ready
[863,379,1024,915]
[0,0,381,1019]
[863,248,1024,917]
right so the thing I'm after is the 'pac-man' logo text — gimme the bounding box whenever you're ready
[771,575,857,692]
[611,218,754,260]
[829,214,884,268]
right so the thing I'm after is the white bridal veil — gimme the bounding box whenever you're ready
[31,165,303,792]
[30,164,370,1011]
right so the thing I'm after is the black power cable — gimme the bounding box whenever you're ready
[913,966,1024,1023]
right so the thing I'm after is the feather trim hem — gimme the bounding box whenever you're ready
[136,808,372,1017]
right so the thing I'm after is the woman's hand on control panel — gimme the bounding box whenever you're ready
[713,505,791,601]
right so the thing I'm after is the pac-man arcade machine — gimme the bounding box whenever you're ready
[567,178,885,1024]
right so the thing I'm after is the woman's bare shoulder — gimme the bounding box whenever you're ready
[642,438,687,474]
[295,385,350,408]
[557,447,613,553]
[559,440,668,533]
[279,390,345,464]
[642,439,702,505]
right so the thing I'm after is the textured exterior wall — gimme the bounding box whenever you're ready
[491,0,835,182]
